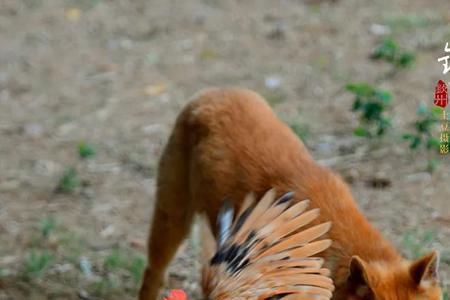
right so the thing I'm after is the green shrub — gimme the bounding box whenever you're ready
[402,104,442,151]
[371,38,415,69]
[346,83,392,137]
[78,141,96,159]
[55,167,80,193]
[39,217,56,238]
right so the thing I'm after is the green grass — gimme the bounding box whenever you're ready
[129,255,146,283]
[24,249,53,278]
[89,275,120,296]
[103,249,146,283]
[78,141,96,159]
[39,217,56,239]
[104,249,127,270]
[55,167,80,193]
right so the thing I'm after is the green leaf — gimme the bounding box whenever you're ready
[402,133,415,140]
[410,136,422,149]
[371,38,397,61]
[39,217,56,238]
[371,38,415,69]
[129,256,146,283]
[25,250,53,278]
[104,249,126,270]
[346,83,374,96]
[78,141,96,159]
[397,52,415,68]
[56,167,80,193]
[430,106,443,117]
[353,127,368,137]
[375,90,393,105]
[426,137,440,149]
[352,97,362,111]
[377,117,391,135]
[362,102,383,121]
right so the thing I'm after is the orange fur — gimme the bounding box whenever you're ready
[139,88,441,300]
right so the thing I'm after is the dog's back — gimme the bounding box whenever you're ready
[182,88,315,227]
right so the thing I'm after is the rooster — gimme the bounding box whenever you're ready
[201,189,334,300]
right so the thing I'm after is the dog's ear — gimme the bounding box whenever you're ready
[410,251,440,286]
[347,256,375,299]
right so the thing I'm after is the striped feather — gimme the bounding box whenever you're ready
[202,189,334,300]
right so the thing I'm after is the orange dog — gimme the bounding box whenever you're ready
[139,88,441,300]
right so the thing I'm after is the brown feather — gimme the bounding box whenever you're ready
[203,190,334,300]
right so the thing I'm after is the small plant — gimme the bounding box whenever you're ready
[402,230,435,259]
[39,217,56,238]
[78,141,96,159]
[24,249,53,278]
[103,249,146,284]
[129,255,146,283]
[371,38,415,69]
[289,121,310,141]
[402,104,441,150]
[346,83,392,138]
[55,167,80,193]
[90,275,119,296]
[104,249,126,270]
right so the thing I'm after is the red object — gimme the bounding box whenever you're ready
[434,80,448,108]
[164,289,187,300]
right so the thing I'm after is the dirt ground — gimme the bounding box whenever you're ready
[0,0,449,299]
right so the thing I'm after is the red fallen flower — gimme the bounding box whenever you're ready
[164,289,187,300]
[434,79,448,108]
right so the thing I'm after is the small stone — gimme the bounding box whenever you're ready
[54,263,73,273]
[142,124,165,135]
[265,75,282,90]
[79,257,93,278]
[370,23,391,36]
[23,123,43,137]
